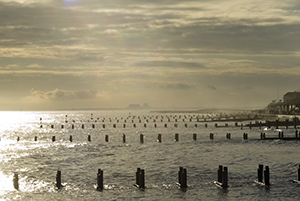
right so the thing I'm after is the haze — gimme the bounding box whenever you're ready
[0,0,300,110]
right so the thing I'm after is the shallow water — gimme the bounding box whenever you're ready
[1,110,300,200]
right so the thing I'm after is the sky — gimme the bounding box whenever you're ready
[0,0,300,110]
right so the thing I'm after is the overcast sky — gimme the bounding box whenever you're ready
[0,0,300,110]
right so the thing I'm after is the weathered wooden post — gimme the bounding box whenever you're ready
[175,133,179,142]
[157,134,162,143]
[13,172,19,190]
[297,164,300,182]
[96,169,104,191]
[56,170,62,189]
[193,133,197,141]
[218,165,223,183]
[258,164,263,183]
[222,167,228,188]
[243,133,248,140]
[140,134,144,144]
[123,134,126,143]
[178,167,187,189]
[215,165,228,188]
[264,166,270,186]
[135,168,145,189]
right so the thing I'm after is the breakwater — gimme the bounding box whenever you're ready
[1,110,300,200]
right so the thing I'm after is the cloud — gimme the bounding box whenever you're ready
[28,88,99,101]
[207,85,217,90]
[0,0,299,110]
[160,83,196,90]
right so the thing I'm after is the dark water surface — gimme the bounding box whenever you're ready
[1,111,300,200]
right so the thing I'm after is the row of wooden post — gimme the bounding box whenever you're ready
[13,165,300,191]
[15,130,300,142]
[41,123,209,129]
[15,133,253,143]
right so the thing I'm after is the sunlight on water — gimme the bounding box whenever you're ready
[0,111,38,132]
[0,171,15,196]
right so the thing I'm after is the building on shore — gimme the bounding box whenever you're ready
[266,91,300,114]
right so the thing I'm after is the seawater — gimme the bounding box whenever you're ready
[0,110,300,201]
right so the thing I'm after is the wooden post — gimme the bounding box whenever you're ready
[140,134,144,144]
[218,165,223,183]
[175,133,179,142]
[56,170,62,189]
[136,168,141,187]
[258,164,263,183]
[123,134,126,143]
[13,172,19,190]
[264,166,270,186]
[97,169,104,191]
[178,167,187,189]
[135,168,145,189]
[298,164,300,181]
[222,167,228,188]
[157,134,162,143]
[139,169,145,189]
[193,133,197,141]
[181,168,187,189]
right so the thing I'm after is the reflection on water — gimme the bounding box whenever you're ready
[0,111,300,200]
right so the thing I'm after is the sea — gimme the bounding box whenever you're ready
[0,110,300,201]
